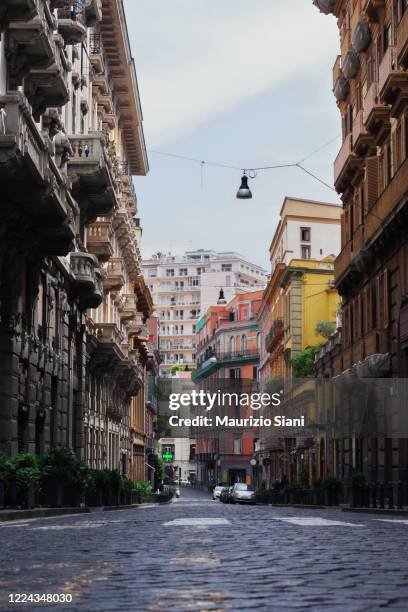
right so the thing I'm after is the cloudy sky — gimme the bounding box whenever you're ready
[123,0,341,270]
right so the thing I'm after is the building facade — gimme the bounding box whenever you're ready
[313,0,408,485]
[193,291,263,486]
[0,0,153,481]
[142,250,266,374]
[256,198,342,488]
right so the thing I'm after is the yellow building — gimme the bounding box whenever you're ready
[280,257,340,383]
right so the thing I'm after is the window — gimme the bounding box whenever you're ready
[221,264,232,272]
[179,268,188,276]
[233,437,242,455]
[166,269,174,277]
[229,336,235,353]
[301,227,311,242]
[301,245,311,260]
[241,335,247,352]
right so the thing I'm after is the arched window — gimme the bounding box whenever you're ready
[229,336,235,354]
[241,334,247,352]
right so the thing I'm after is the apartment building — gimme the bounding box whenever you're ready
[0,0,153,480]
[255,197,341,487]
[313,0,408,486]
[193,291,263,486]
[142,250,266,374]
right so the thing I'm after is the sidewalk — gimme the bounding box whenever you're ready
[0,497,175,522]
[0,507,90,522]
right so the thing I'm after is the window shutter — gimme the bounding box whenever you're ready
[365,156,379,210]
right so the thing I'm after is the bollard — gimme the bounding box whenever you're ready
[388,482,394,510]
[379,482,385,509]
[397,481,403,510]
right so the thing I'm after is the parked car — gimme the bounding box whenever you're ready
[220,486,233,503]
[230,483,256,504]
[212,484,226,500]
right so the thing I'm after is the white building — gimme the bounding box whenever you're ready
[269,197,342,271]
[142,250,267,373]
[160,437,196,483]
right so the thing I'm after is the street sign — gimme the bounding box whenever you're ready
[250,458,257,466]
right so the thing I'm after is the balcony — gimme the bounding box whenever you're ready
[362,81,390,134]
[0,93,75,253]
[333,133,360,192]
[334,239,353,286]
[89,33,105,73]
[67,133,118,221]
[365,157,408,246]
[87,220,113,262]
[265,318,284,353]
[92,322,125,364]
[119,294,137,321]
[216,349,259,365]
[84,0,102,26]
[6,3,69,117]
[69,252,103,310]
[103,257,125,291]
[378,46,408,107]
[352,109,374,154]
[57,1,87,45]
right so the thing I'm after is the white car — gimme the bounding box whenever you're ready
[212,485,225,500]
[230,483,256,504]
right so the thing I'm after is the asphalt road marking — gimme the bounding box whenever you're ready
[162,517,230,527]
[274,517,364,527]
[374,519,408,525]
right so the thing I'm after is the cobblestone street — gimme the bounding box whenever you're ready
[1,488,408,610]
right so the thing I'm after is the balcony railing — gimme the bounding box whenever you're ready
[334,132,359,190]
[216,349,259,363]
[334,239,353,283]
[103,257,125,291]
[57,0,87,45]
[0,93,74,254]
[362,81,389,132]
[68,133,118,219]
[265,318,284,352]
[87,220,113,262]
[352,109,373,153]
[70,252,103,310]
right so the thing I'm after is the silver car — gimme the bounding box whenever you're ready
[212,485,225,500]
[231,483,256,504]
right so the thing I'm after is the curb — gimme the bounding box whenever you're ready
[0,499,175,522]
[266,503,327,509]
[342,507,408,516]
[0,507,90,522]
